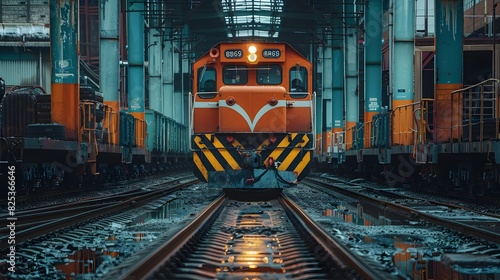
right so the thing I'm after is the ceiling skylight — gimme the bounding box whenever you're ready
[222,0,284,38]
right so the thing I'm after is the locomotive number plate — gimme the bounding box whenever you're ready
[224,49,243,59]
[262,49,281,58]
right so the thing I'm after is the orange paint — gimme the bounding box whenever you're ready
[192,42,313,135]
[218,86,288,133]
[287,106,313,132]
[129,112,145,121]
[435,84,462,142]
[51,83,79,140]
[392,99,414,145]
[104,101,120,145]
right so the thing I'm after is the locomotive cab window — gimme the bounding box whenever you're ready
[197,66,217,98]
[257,64,282,85]
[223,65,248,85]
[289,66,308,98]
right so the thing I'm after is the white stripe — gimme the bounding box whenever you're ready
[287,100,312,107]
[219,100,286,132]
[193,102,218,108]
[194,100,312,131]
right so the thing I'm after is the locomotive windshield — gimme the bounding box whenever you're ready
[223,65,248,84]
[197,66,216,92]
[290,66,308,92]
[257,64,282,85]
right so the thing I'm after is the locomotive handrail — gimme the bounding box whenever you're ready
[189,92,193,150]
[311,91,316,150]
[135,118,147,149]
[332,131,345,154]
[102,104,118,145]
[411,98,435,159]
[391,99,435,146]
[80,101,98,156]
[391,101,420,146]
[345,124,356,150]
[364,120,372,148]
[451,78,499,149]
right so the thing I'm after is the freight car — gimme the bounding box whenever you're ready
[0,81,189,192]
[190,42,315,189]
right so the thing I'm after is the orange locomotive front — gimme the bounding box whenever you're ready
[190,42,315,188]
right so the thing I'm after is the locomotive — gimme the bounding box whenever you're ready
[190,42,315,189]
[328,78,500,195]
[0,81,189,192]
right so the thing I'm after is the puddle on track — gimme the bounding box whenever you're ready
[323,200,500,279]
[54,199,186,279]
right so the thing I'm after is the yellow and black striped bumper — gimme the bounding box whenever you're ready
[192,133,312,187]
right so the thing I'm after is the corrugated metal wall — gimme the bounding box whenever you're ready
[0,49,51,92]
[3,60,38,84]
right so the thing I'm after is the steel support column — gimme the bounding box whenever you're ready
[127,0,145,120]
[148,11,162,113]
[162,28,174,118]
[50,0,79,140]
[323,35,333,161]
[315,40,324,159]
[332,13,345,148]
[434,0,463,142]
[364,0,383,147]
[392,0,415,145]
[344,0,359,150]
[177,24,190,123]
[100,0,120,145]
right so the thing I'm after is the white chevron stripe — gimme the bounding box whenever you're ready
[219,100,286,132]
[194,100,312,132]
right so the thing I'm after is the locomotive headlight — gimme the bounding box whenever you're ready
[247,45,258,63]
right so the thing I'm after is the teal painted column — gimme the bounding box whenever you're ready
[332,14,344,135]
[392,0,415,145]
[127,0,145,120]
[178,24,190,123]
[393,0,414,101]
[50,0,79,140]
[313,39,323,159]
[162,28,174,118]
[148,9,162,113]
[364,0,383,147]
[100,0,120,144]
[344,0,359,150]
[323,35,333,158]
[435,0,463,85]
[434,0,463,142]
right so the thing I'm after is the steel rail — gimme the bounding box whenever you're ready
[304,177,500,244]
[120,194,227,280]
[0,178,199,249]
[279,193,386,280]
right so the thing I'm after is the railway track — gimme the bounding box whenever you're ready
[0,176,199,249]
[303,177,500,244]
[116,194,395,280]
[3,171,191,209]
